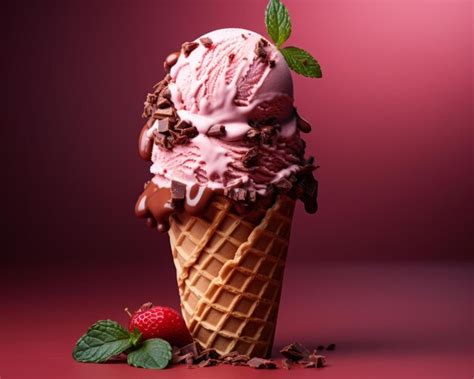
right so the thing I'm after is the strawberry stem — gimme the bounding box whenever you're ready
[124,307,132,318]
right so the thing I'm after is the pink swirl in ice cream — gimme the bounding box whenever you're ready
[148,28,305,195]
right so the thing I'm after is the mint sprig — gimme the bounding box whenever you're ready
[265,0,291,47]
[72,319,172,370]
[73,320,133,363]
[265,0,322,78]
[127,339,172,369]
[281,47,322,78]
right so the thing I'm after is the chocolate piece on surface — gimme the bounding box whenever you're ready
[199,37,213,48]
[182,41,199,57]
[153,107,174,118]
[296,113,312,133]
[207,124,226,137]
[198,358,219,367]
[247,357,277,369]
[280,342,311,361]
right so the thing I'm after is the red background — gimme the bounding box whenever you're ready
[2,0,472,378]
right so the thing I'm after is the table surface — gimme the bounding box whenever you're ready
[1,262,472,379]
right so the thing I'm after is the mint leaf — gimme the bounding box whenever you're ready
[73,320,132,363]
[280,46,322,78]
[265,0,291,47]
[127,338,172,369]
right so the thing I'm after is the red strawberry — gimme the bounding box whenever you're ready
[127,302,192,347]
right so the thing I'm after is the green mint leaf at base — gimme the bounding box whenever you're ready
[73,320,132,363]
[265,0,292,47]
[281,46,322,78]
[127,338,172,369]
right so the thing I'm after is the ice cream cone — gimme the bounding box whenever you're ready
[168,194,295,358]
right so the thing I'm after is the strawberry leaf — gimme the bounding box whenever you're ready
[72,320,132,363]
[127,338,172,369]
[265,0,291,47]
[280,46,322,78]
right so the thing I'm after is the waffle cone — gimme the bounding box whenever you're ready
[168,194,295,358]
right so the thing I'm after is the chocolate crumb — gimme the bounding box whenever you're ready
[326,343,336,351]
[247,357,277,369]
[199,37,213,48]
[182,41,199,57]
[243,147,259,167]
[269,60,276,68]
[207,124,226,137]
[241,33,248,39]
[255,40,267,59]
[198,358,219,367]
[229,53,235,63]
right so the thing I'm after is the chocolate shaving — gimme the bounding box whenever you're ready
[280,342,311,361]
[199,37,213,48]
[245,128,260,142]
[207,124,226,137]
[243,147,258,168]
[182,41,199,57]
[247,357,277,369]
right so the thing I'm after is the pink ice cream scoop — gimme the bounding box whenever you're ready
[146,28,308,196]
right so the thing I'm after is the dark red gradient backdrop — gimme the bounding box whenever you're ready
[3,0,472,266]
[1,1,472,378]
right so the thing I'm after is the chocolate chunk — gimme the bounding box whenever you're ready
[182,41,199,57]
[207,124,226,137]
[157,118,169,133]
[296,113,312,133]
[146,93,158,104]
[181,126,199,138]
[157,96,171,109]
[247,357,277,369]
[154,132,172,150]
[195,348,220,363]
[174,135,189,145]
[171,180,186,202]
[326,343,336,351]
[175,120,192,130]
[280,343,311,361]
[153,107,174,118]
[161,87,171,100]
[164,51,180,73]
[243,147,258,168]
[199,37,213,48]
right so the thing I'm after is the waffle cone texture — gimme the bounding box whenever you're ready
[168,195,295,358]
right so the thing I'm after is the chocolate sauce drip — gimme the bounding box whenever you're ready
[135,182,216,232]
[138,123,153,161]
